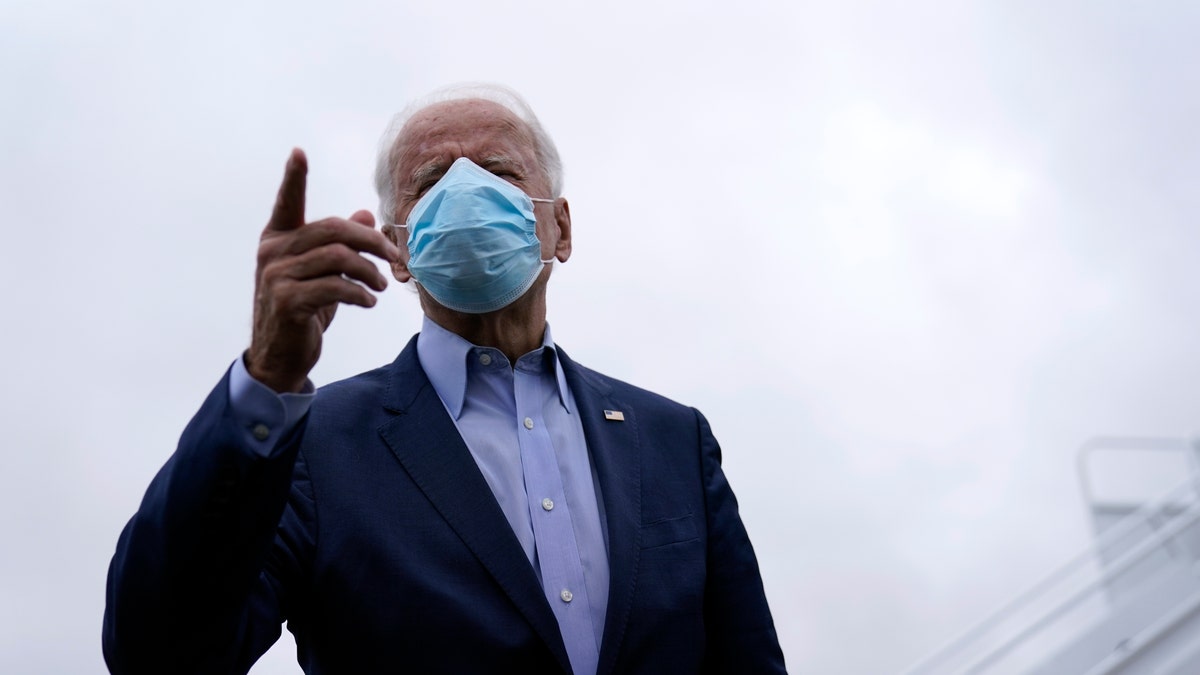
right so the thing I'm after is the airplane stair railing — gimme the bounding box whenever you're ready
[900,437,1200,675]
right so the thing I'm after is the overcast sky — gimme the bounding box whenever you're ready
[3,1,1200,673]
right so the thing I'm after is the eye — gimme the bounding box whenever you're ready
[491,170,521,185]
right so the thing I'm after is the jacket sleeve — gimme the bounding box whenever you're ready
[102,369,315,674]
[695,408,788,674]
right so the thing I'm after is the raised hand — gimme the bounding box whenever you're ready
[246,149,400,393]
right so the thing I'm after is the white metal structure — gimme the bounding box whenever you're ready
[902,437,1200,675]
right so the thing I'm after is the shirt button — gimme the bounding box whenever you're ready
[524,417,534,430]
[251,423,270,441]
[479,353,492,366]
[542,498,554,511]
[560,589,573,603]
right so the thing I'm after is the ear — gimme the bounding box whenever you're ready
[382,224,412,282]
[553,198,572,263]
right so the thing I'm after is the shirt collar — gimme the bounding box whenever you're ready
[416,315,573,420]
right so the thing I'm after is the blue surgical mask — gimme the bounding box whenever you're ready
[402,157,555,314]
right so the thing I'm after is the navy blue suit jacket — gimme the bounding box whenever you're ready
[104,337,786,674]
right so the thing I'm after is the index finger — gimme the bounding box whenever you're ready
[266,148,307,232]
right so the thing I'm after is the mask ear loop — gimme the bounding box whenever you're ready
[385,222,411,250]
[529,197,558,264]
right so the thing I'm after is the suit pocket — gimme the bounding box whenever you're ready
[640,513,699,549]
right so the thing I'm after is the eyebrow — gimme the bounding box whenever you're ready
[409,160,447,188]
[407,155,524,190]
[478,154,523,173]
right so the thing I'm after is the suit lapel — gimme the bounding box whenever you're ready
[377,339,572,674]
[558,350,643,675]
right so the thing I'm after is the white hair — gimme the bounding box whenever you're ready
[374,82,565,225]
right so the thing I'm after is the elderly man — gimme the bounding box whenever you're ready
[103,84,786,675]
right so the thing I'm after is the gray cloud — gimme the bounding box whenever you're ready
[3,1,1199,673]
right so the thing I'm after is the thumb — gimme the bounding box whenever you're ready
[266,148,307,231]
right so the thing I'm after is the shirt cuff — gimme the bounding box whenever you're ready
[228,355,316,458]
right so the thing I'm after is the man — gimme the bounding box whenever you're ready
[103,83,786,675]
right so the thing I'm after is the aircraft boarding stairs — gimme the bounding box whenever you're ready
[902,437,1200,675]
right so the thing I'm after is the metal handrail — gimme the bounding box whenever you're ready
[958,500,1200,673]
[901,470,1200,675]
[1138,613,1200,675]
[1084,586,1200,675]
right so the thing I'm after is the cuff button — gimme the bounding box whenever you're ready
[252,423,271,441]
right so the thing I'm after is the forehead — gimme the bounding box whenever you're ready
[393,99,538,174]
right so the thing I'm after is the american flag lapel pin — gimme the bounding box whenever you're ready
[603,409,625,421]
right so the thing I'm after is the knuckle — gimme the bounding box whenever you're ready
[304,221,344,251]
[310,218,340,237]
[318,242,356,268]
[260,259,291,285]
[336,244,362,266]
[257,235,287,262]
[256,241,274,265]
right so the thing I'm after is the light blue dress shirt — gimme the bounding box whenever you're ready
[417,317,608,675]
[227,318,609,675]
[228,357,314,453]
